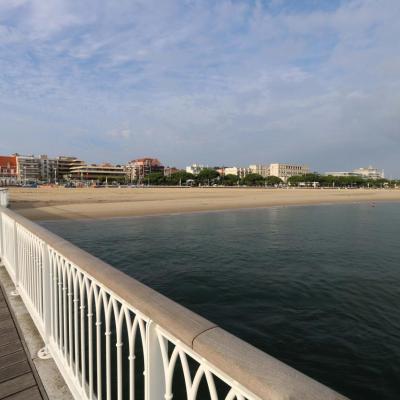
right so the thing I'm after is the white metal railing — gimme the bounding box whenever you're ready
[0,208,349,400]
[0,188,9,207]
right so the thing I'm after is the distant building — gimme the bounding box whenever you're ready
[0,155,18,185]
[353,166,384,180]
[16,155,41,183]
[326,167,384,180]
[325,171,361,178]
[39,155,58,183]
[127,158,164,182]
[57,156,85,181]
[215,167,225,176]
[164,167,180,177]
[70,163,126,182]
[223,167,238,176]
[269,163,309,182]
[223,167,249,178]
[248,164,270,177]
[186,164,205,175]
[15,154,85,183]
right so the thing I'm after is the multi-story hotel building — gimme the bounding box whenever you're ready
[127,158,164,182]
[69,163,126,182]
[0,156,18,185]
[269,163,309,182]
[57,156,85,181]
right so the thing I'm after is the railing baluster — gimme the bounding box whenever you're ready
[86,282,94,399]
[13,221,19,287]
[146,322,166,400]
[42,243,52,344]
[0,211,4,258]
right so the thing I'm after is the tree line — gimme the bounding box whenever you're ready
[94,170,398,188]
[142,170,399,188]
[141,169,283,186]
[286,173,395,187]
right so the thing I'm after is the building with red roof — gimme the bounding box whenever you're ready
[0,156,17,185]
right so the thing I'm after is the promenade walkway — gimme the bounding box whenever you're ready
[0,283,47,400]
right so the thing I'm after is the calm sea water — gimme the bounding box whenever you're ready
[41,203,400,400]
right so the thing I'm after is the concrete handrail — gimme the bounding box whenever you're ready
[0,207,349,400]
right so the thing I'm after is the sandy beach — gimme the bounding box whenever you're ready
[7,186,400,221]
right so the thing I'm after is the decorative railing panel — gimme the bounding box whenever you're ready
[156,326,253,400]
[16,223,45,336]
[0,208,349,400]
[48,246,149,400]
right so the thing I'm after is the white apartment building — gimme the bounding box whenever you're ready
[353,166,384,180]
[224,167,239,176]
[186,164,205,175]
[224,167,249,178]
[269,163,309,182]
[248,164,270,177]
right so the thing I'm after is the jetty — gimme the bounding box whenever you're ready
[0,188,348,400]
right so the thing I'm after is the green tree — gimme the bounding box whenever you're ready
[222,174,239,186]
[287,173,322,186]
[242,173,265,186]
[197,168,220,185]
[146,172,166,185]
[265,176,283,186]
[166,171,195,185]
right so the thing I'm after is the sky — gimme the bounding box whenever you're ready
[0,0,399,175]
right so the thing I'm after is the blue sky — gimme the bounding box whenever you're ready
[0,0,399,175]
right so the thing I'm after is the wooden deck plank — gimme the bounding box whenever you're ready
[0,307,9,316]
[0,329,18,346]
[0,350,27,369]
[0,342,22,358]
[0,319,14,334]
[0,372,36,399]
[0,313,12,323]
[0,283,46,400]
[2,386,42,400]
[0,361,31,384]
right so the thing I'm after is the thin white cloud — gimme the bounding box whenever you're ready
[108,128,131,140]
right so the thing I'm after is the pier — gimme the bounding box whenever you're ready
[0,188,348,400]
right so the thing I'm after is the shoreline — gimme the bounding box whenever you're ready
[37,200,400,223]
[8,187,400,221]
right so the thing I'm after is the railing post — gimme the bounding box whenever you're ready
[0,212,3,259]
[13,220,19,287]
[145,321,166,400]
[42,243,52,343]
